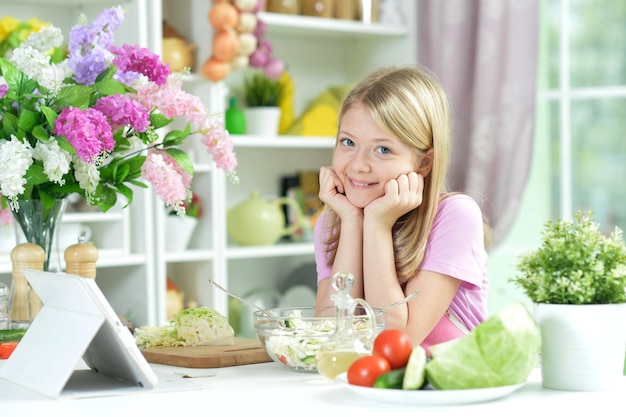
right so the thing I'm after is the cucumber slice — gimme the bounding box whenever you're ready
[402,345,427,390]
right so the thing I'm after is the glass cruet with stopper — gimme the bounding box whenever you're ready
[315,271,378,380]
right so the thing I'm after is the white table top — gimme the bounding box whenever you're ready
[0,360,624,416]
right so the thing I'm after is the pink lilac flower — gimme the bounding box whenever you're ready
[132,74,237,174]
[93,95,150,133]
[53,106,115,162]
[110,44,171,86]
[200,119,238,174]
[141,151,187,212]
[0,84,8,99]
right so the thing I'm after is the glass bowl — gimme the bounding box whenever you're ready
[253,306,386,372]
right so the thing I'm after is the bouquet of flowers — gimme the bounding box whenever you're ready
[0,6,238,217]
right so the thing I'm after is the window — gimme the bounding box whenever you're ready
[489,0,626,311]
[540,0,626,232]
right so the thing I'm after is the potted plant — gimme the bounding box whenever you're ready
[509,210,626,391]
[165,194,203,252]
[240,70,284,136]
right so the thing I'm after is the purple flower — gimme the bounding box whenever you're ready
[67,5,124,85]
[0,84,8,99]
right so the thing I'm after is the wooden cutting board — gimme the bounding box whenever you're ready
[141,337,272,368]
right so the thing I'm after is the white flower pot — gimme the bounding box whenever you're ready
[244,107,281,136]
[534,303,626,391]
[165,216,197,252]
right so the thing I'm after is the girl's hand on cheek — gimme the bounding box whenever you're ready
[366,172,424,224]
[318,166,360,219]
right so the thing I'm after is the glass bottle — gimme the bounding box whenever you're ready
[225,96,246,134]
[315,271,377,380]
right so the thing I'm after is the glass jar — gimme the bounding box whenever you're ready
[267,0,301,14]
[301,0,334,18]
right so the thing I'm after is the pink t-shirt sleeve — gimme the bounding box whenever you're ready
[420,194,489,329]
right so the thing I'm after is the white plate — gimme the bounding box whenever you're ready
[335,373,525,406]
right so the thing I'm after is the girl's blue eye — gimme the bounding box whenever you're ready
[377,146,391,154]
[340,138,355,147]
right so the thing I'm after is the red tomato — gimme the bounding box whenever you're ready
[0,342,19,360]
[347,355,391,387]
[372,329,413,370]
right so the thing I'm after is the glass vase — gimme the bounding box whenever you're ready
[12,198,68,272]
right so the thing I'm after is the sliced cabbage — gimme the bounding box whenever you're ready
[135,307,234,348]
[425,302,541,389]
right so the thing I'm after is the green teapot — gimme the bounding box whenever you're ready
[227,191,305,246]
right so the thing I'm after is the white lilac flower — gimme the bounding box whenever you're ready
[32,139,72,185]
[0,136,33,208]
[9,45,65,95]
[72,155,100,198]
[20,26,64,53]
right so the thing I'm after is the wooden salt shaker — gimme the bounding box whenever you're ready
[64,237,99,279]
[10,243,45,323]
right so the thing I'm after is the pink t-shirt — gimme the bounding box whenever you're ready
[314,194,489,349]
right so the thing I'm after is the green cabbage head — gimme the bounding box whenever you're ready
[425,302,541,389]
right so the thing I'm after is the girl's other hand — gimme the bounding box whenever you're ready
[365,172,424,226]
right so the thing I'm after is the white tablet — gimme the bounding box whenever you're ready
[0,270,158,398]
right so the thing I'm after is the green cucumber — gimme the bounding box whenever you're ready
[0,328,27,342]
[373,368,406,389]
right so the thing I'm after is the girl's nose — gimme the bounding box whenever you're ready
[349,150,371,172]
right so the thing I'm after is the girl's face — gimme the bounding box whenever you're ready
[333,104,420,208]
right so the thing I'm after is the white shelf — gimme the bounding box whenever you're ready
[226,242,315,259]
[231,135,335,148]
[258,12,408,38]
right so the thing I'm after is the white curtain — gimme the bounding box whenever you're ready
[417,0,540,248]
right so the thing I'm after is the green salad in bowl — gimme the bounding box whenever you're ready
[253,306,386,371]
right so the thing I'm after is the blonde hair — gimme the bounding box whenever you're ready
[323,65,453,283]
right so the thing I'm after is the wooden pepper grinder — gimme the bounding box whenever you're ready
[64,237,98,279]
[10,243,45,325]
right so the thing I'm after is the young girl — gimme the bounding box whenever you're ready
[314,66,490,351]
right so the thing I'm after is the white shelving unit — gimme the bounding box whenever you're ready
[1,0,415,332]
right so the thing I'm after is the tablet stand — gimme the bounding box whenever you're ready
[0,290,104,397]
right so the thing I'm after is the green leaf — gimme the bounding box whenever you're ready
[31,125,51,142]
[41,106,59,129]
[24,163,48,186]
[16,109,39,132]
[1,112,18,136]
[54,85,94,109]
[150,113,172,129]
[114,183,134,202]
[93,78,127,96]
[162,124,191,147]
[166,147,194,175]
